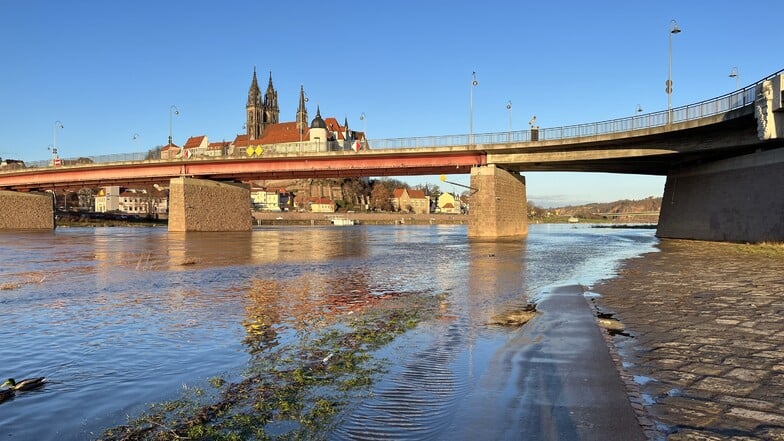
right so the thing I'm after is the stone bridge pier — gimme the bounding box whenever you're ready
[467,164,528,239]
[168,177,252,232]
[0,191,55,230]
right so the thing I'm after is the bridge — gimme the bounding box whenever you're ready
[1,69,783,241]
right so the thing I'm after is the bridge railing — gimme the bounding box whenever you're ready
[369,80,762,148]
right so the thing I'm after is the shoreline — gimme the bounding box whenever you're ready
[591,239,784,440]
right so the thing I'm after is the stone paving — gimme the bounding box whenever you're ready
[592,239,784,441]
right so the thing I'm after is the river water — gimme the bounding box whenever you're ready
[0,224,657,440]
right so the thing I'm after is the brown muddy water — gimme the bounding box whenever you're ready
[0,224,657,440]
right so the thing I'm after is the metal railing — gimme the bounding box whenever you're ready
[4,69,781,171]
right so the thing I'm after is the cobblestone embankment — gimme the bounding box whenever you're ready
[592,240,784,440]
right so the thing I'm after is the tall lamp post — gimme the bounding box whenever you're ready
[506,101,513,142]
[359,112,366,147]
[729,66,739,90]
[469,71,478,146]
[169,105,179,145]
[52,120,64,166]
[667,19,681,124]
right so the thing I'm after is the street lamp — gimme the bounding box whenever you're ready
[52,121,64,165]
[169,105,179,145]
[469,71,478,146]
[729,66,739,90]
[667,19,681,124]
[506,101,513,142]
[634,104,643,129]
[359,112,366,147]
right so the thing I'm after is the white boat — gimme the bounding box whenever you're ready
[567,216,579,223]
[331,217,356,226]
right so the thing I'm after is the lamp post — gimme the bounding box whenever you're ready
[52,121,64,166]
[634,104,643,129]
[469,71,478,146]
[169,105,179,145]
[506,101,512,142]
[667,19,681,124]
[729,66,739,90]
[359,112,367,148]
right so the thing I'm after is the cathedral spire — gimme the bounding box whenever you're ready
[246,67,263,140]
[247,67,261,106]
[263,71,279,127]
[296,84,309,135]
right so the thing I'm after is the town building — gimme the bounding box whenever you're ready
[251,187,294,211]
[95,186,168,217]
[437,192,461,214]
[392,188,430,214]
[310,197,335,213]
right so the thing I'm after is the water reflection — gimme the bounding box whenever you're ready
[0,224,656,440]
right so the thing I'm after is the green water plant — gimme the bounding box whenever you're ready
[101,292,444,440]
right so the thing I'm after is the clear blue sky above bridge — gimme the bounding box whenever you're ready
[1,0,782,207]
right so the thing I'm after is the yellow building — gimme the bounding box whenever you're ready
[311,197,335,213]
[437,193,461,214]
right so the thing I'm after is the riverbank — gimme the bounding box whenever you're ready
[591,240,784,440]
[252,211,468,225]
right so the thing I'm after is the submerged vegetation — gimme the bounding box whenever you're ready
[102,291,444,440]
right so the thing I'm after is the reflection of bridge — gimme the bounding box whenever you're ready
[1,69,783,241]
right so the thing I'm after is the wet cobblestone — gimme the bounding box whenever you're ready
[592,239,784,440]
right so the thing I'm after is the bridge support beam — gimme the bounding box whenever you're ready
[0,191,55,230]
[468,165,528,239]
[168,177,252,232]
[657,148,784,243]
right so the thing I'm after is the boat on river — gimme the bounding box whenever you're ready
[330,216,356,226]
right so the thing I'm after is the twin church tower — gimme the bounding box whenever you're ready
[245,68,311,142]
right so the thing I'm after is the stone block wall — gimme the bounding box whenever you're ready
[468,165,528,238]
[168,177,252,232]
[658,148,784,242]
[0,191,55,230]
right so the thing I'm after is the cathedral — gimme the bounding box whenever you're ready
[234,68,365,152]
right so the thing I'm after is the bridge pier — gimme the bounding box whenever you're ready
[168,177,252,232]
[468,165,528,239]
[0,191,55,230]
[657,148,784,243]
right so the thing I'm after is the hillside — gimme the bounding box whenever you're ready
[530,196,662,223]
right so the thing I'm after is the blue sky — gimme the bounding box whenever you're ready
[1,0,781,206]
